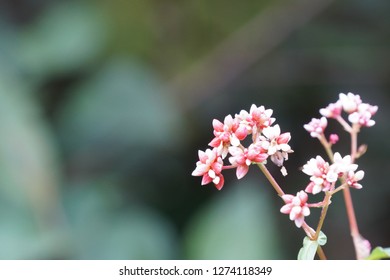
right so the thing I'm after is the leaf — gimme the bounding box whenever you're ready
[184,180,283,259]
[317,231,327,246]
[297,237,318,260]
[297,232,327,260]
[366,247,390,260]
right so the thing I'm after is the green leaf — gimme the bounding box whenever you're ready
[317,231,327,246]
[366,247,390,260]
[297,232,327,260]
[298,237,318,260]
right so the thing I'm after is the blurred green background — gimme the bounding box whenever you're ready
[0,0,389,259]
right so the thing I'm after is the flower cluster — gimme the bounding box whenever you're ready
[192,92,380,259]
[280,93,376,228]
[192,105,293,190]
[303,152,363,194]
[280,191,310,228]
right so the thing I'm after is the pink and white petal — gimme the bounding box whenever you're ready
[312,184,323,195]
[198,150,207,161]
[235,125,248,140]
[214,175,225,190]
[230,134,240,146]
[201,174,213,185]
[302,206,310,216]
[212,119,224,131]
[281,194,294,204]
[280,204,293,214]
[209,137,221,148]
[228,146,242,156]
[297,191,308,203]
[211,161,223,174]
[305,182,315,193]
[294,217,304,228]
[355,170,365,180]
[236,165,249,179]
[192,165,208,176]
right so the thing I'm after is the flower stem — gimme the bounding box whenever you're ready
[314,192,332,240]
[319,135,334,161]
[350,124,360,162]
[336,116,352,133]
[316,246,327,260]
[343,124,363,259]
[257,163,328,260]
[257,163,285,197]
[342,186,359,236]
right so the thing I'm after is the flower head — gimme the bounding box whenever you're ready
[260,125,293,174]
[236,105,275,136]
[332,152,358,174]
[192,148,225,190]
[280,191,310,228]
[339,92,362,113]
[302,156,337,194]
[304,117,327,138]
[346,170,364,189]
[209,115,247,158]
[348,103,378,127]
[320,101,343,119]
[228,144,268,179]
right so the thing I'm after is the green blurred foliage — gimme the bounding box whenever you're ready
[0,0,388,259]
[185,180,281,259]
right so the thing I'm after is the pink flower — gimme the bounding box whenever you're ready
[332,152,358,174]
[302,156,338,194]
[228,144,268,179]
[280,191,310,228]
[261,125,292,155]
[304,117,327,138]
[236,105,275,136]
[348,103,378,127]
[346,170,364,189]
[260,125,293,171]
[320,101,343,118]
[209,115,248,158]
[339,92,362,113]
[192,148,225,190]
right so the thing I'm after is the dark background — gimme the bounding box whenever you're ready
[0,0,389,259]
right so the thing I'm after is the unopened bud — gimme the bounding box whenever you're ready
[356,144,368,158]
[329,134,339,145]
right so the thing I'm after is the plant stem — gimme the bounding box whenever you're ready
[314,192,332,240]
[336,116,352,133]
[343,124,363,259]
[342,186,359,236]
[350,124,359,161]
[257,163,328,260]
[257,163,285,196]
[319,135,334,161]
[316,246,327,260]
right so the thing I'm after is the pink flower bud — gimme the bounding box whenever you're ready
[329,134,339,144]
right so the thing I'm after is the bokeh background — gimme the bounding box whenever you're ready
[0,0,389,259]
